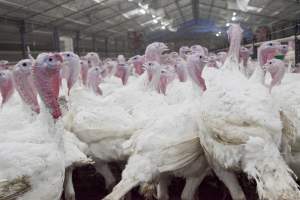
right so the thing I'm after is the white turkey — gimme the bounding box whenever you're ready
[197,23,300,200]
[0,53,66,200]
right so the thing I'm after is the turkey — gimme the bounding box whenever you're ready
[104,52,247,200]
[0,54,91,200]
[0,69,14,106]
[266,58,300,179]
[60,52,81,96]
[0,52,65,200]
[128,55,145,75]
[198,24,300,200]
[12,59,40,114]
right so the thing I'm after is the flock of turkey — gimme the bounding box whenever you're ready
[0,24,300,200]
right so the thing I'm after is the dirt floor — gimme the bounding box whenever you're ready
[70,163,260,200]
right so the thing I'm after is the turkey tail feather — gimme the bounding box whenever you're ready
[0,176,31,200]
[243,137,300,200]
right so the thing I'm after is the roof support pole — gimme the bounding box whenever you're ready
[19,20,27,59]
[74,31,80,54]
[295,20,300,64]
[53,27,60,52]
[192,0,199,22]
[92,35,96,52]
[104,37,108,57]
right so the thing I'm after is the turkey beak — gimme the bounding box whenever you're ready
[55,53,64,64]
[203,57,209,63]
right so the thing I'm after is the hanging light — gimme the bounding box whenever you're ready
[231,16,237,21]
[233,12,237,16]
[153,19,158,24]
[161,26,166,30]
[152,14,156,18]
[218,31,221,34]
[226,22,230,27]
[140,9,146,14]
[216,33,220,37]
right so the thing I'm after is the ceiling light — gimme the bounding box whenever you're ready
[128,0,133,1]
[216,33,220,37]
[218,31,221,34]
[226,22,230,27]
[93,0,102,3]
[138,2,149,10]
[152,14,156,18]
[231,16,237,21]
[140,9,146,14]
[153,19,158,24]
[161,26,166,30]
[233,12,237,16]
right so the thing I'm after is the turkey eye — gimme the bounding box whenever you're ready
[48,58,53,62]
[269,62,272,64]
[67,54,70,57]
[269,43,273,46]
[199,56,202,59]
[22,63,27,67]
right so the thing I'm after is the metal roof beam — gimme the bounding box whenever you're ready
[29,0,110,32]
[24,0,74,20]
[198,1,295,22]
[81,5,137,33]
[1,0,40,17]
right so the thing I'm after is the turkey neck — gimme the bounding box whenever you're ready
[249,47,266,84]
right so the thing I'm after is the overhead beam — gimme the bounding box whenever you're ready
[28,0,109,33]
[84,0,177,38]
[1,0,40,17]
[24,0,74,20]
[197,1,295,23]
[192,0,199,21]
[81,4,137,33]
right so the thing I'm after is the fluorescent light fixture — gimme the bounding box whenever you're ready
[231,16,237,21]
[168,26,177,32]
[138,2,149,10]
[233,12,236,16]
[247,6,263,13]
[153,19,158,24]
[226,22,230,27]
[123,9,143,18]
[140,9,146,14]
